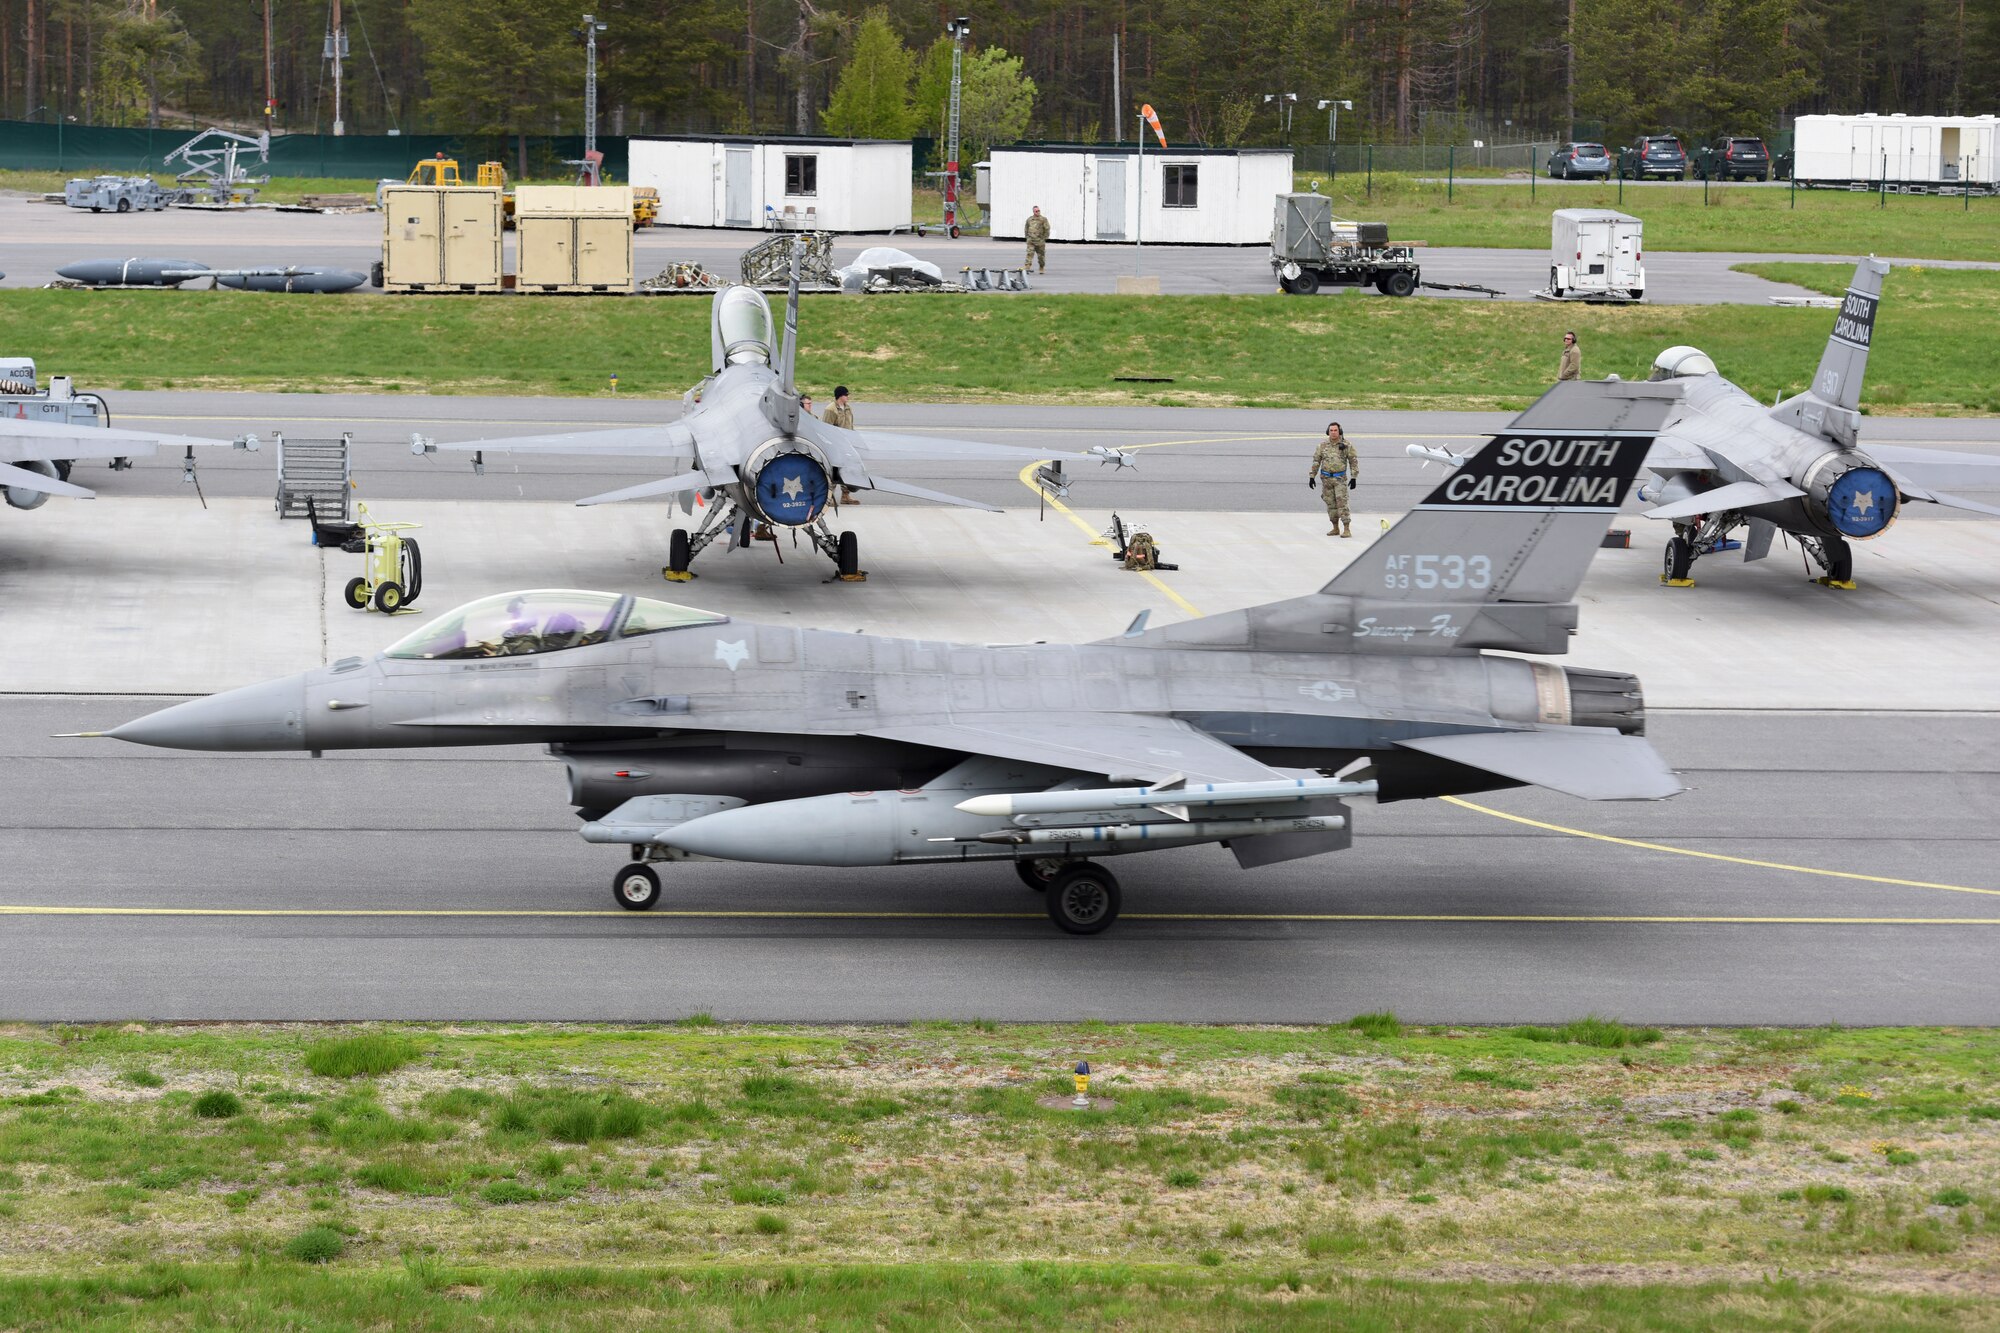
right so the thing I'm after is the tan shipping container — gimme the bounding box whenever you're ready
[380,186,503,292]
[515,186,633,292]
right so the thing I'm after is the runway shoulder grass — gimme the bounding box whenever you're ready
[1300,173,2000,261]
[7,263,1997,413]
[0,1020,1995,1327]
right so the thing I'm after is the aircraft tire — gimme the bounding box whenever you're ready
[1046,863,1121,935]
[837,530,859,578]
[1015,858,1065,892]
[612,863,661,911]
[1826,537,1853,584]
[1664,536,1694,583]
[1383,269,1416,298]
[343,577,370,610]
[668,529,692,573]
[373,580,404,614]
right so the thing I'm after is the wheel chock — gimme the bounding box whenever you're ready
[835,571,868,583]
[1659,576,1696,588]
[661,567,695,583]
[1813,577,1857,590]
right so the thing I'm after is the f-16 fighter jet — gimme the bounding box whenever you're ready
[0,400,257,513]
[86,380,1682,934]
[1631,258,2000,589]
[413,241,1113,582]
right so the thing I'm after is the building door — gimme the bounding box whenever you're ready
[724,148,753,226]
[1095,157,1126,239]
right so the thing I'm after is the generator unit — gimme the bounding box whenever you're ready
[0,359,118,492]
[1270,193,1419,297]
[64,175,172,213]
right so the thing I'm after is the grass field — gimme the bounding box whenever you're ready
[7,263,1996,414]
[0,1019,1994,1328]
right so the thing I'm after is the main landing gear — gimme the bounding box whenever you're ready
[1039,861,1123,935]
[661,496,864,583]
[1660,517,1857,591]
[1803,534,1855,590]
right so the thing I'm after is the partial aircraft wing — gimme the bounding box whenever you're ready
[1397,727,1682,801]
[0,462,95,498]
[864,712,1285,785]
[0,417,236,461]
[422,422,697,458]
[863,476,1002,512]
[802,420,1070,465]
[1872,445,2000,516]
[1640,434,1716,473]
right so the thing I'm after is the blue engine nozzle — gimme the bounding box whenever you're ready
[1824,465,1896,539]
[751,450,829,526]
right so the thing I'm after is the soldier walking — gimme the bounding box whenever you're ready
[1558,331,1582,381]
[824,385,860,503]
[1309,422,1360,538]
[1024,205,1050,273]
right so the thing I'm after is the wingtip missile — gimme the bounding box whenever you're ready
[1406,443,1465,468]
[1088,445,1138,470]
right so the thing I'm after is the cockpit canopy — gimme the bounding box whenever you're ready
[383,589,726,661]
[713,285,775,368]
[1649,345,1718,380]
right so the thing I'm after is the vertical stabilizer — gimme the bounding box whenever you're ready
[1769,257,1887,448]
[777,239,802,395]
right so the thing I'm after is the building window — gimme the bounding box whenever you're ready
[785,154,818,197]
[1162,163,1198,208]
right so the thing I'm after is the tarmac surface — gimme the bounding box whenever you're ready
[0,192,1869,303]
[2,393,1998,1022]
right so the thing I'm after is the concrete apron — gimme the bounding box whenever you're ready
[3,494,1998,709]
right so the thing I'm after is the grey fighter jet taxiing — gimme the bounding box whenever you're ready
[1629,258,2000,589]
[89,380,1682,935]
[412,243,1116,582]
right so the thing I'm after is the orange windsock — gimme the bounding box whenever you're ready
[1139,103,1167,149]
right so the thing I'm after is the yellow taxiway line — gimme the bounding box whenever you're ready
[0,905,1994,925]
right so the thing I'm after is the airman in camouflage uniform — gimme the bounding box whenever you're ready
[824,385,859,503]
[1024,206,1050,273]
[1309,422,1360,538]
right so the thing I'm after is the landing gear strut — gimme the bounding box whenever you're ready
[660,496,863,583]
[1661,533,1695,586]
[1045,862,1122,935]
[1805,534,1855,589]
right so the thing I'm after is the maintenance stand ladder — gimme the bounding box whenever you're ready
[275,433,353,520]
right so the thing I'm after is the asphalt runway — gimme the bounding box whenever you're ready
[62,391,2000,517]
[2,701,1995,1023]
[0,192,1852,302]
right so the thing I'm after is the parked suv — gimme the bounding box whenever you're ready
[1619,136,1687,180]
[1696,136,1771,181]
[1548,143,1613,179]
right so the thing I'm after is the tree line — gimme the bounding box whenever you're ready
[2,0,1995,155]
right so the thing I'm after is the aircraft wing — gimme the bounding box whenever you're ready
[0,417,230,462]
[426,422,697,458]
[801,419,1070,465]
[862,476,1002,512]
[1397,726,1682,801]
[1641,434,1715,473]
[864,712,1285,785]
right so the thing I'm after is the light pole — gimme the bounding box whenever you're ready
[1263,92,1297,144]
[578,14,608,177]
[1317,98,1351,177]
[942,16,970,236]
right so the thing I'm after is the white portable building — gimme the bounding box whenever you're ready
[1550,209,1644,300]
[988,145,1295,245]
[628,135,912,232]
[1792,114,1999,189]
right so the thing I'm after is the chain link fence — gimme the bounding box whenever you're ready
[1293,142,1559,177]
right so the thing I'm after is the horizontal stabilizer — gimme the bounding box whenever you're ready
[1871,444,2000,493]
[1912,488,2000,519]
[863,476,1002,512]
[1397,727,1682,801]
[1644,478,1803,520]
[0,461,95,498]
[575,469,712,507]
[0,417,224,460]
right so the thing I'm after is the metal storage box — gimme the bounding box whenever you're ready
[1549,208,1644,300]
[380,186,503,293]
[515,186,634,292]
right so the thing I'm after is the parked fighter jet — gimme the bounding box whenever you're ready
[413,242,1116,581]
[87,380,1681,934]
[1632,258,2000,588]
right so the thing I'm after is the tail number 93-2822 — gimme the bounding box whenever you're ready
[1382,553,1493,592]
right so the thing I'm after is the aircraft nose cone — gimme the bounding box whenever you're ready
[107,673,310,751]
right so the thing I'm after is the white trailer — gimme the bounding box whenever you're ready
[987,145,1293,245]
[1543,209,1645,302]
[1792,114,1999,193]
[628,136,912,232]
